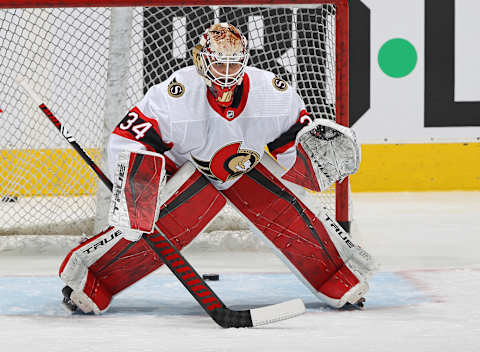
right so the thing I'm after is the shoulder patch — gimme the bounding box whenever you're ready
[167,78,185,98]
[272,76,288,92]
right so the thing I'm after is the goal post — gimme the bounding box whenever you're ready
[0,0,350,237]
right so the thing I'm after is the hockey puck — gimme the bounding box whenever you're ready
[202,273,220,281]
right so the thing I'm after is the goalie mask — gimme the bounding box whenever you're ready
[193,23,249,107]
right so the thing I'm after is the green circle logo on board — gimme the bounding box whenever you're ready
[378,38,417,78]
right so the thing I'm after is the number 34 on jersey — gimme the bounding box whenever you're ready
[119,111,153,140]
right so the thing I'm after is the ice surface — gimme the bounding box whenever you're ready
[0,192,479,352]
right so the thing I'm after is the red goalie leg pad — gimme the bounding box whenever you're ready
[59,227,161,312]
[59,165,226,311]
[222,164,359,301]
[85,237,162,296]
[152,166,226,249]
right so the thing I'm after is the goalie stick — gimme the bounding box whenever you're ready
[17,77,305,328]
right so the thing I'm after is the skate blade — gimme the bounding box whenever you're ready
[342,297,366,310]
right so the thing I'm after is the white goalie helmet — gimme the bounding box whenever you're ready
[192,23,249,106]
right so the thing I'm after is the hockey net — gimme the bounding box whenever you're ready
[0,0,349,239]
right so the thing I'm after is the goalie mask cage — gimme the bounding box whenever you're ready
[0,0,350,237]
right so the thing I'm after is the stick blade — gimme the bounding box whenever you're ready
[250,298,306,327]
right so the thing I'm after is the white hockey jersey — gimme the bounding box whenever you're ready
[109,66,311,190]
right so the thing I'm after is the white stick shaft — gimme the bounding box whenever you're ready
[16,76,43,106]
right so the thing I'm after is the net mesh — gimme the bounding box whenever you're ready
[0,4,341,236]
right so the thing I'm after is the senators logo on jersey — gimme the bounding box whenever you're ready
[167,78,185,98]
[191,142,260,182]
[272,76,288,91]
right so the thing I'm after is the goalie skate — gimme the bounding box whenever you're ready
[61,285,78,313]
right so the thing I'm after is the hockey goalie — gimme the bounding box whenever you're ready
[59,23,378,315]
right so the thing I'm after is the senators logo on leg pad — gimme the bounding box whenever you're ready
[191,142,260,182]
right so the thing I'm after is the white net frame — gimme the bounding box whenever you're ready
[0,0,349,236]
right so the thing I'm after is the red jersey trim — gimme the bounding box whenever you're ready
[113,107,163,142]
[270,140,295,159]
[298,109,312,124]
[206,73,250,121]
[268,109,312,159]
[113,106,173,153]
